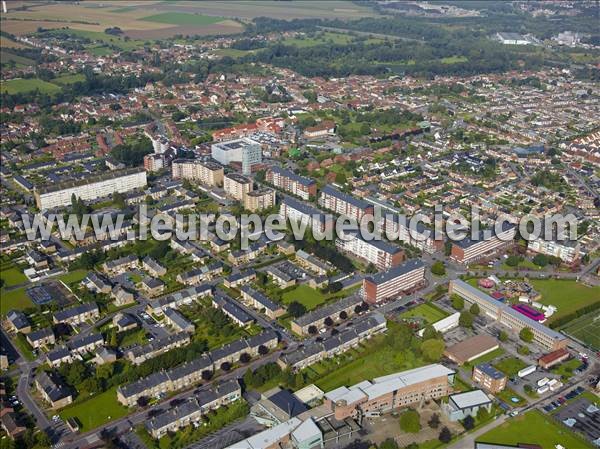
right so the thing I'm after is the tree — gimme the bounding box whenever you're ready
[258,344,269,355]
[477,406,489,422]
[239,352,251,364]
[365,263,377,274]
[113,191,126,209]
[431,261,446,276]
[421,339,445,362]
[463,415,475,430]
[324,317,334,327]
[439,427,452,443]
[243,369,254,388]
[518,345,530,355]
[505,255,520,267]
[519,327,534,343]
[201,370,213,381]
[498,330,508,342]
[328,281,343,293]
[428,413,440,429]
[459,311,474,328]
[399,409,421,433]
[470,303,480,315]
[288,301,307,318]
[220,362,231,372]
[137,396,149,407]
[379,439,399,449]
[307,325,318,335]
[339,310,348,320]
[451,295,464,311]
[532,254,548,267]
[422,324,439,340]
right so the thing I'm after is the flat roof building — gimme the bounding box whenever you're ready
[211,138,261,175]
[362,259,425,304]
[444,335,499,365]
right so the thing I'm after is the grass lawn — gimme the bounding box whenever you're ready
[494,357,527,377]
[59,386,129,431]
[0,268,28,287]
[57,269,88,286]
[464,347,505,368]
[118,328,148,348]
[281,285,328,310]
[561,310,600,351]
[13,334,35,361]
[440,55,469,64]
[551,358,582,381]
[282,31,354,47]
[1,78,61,95]
[529,279,600,323]
[142,12,224,26]
[496,386,526,407]
[476,410,593,448]
[0,287,34,315]
[399,302,449,325]
[213,48,256,58]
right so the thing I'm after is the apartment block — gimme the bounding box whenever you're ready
[211,138,262,175]
[450,223,516,264]
[528,236,580,263]
[171,159,224,187]
[380,214,444,254]
[362,259,425,304]
[244,188,275,212]
[224,173,253,201]
[279,197,334,235]
[291,295,363,336]
[336,231,404,270]
[472,363,507,393]
[35,168,147,210]
[318,185,373,222]
[266,166,317,200]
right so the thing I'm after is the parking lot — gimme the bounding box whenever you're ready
[552,395,600,442]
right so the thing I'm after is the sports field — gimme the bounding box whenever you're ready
[561,310,600,351]
[1,78,62,95]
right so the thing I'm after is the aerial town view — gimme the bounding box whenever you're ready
[0,1,599,449]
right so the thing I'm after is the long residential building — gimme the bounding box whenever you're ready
[117,331,278,406]
[279,197,334,235]
[450,223,516,264]
[318,185,373,222]
[125,332,192,365]
[224,173,253,201]
[527,236,581,263]
[448,279,568,351]
[35,167,147,210]
[291,295,364,336]
[380,214,444,254]
[279,313,386,371]
[336,231,404,270]
[171,159,224,187]
[362,259,425,304]
[145,379,242,438]
[266,166,317,200]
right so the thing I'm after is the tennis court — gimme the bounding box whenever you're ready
[562,311,600,351]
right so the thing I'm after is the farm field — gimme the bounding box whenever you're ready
[59,386,129,432]
[142,12,225,26]
[398,302,449,325]
[561,310,600,351]
[476,410,594,448]
[52,73,86,85]
[0,78,61,95]
[0,50,36,68]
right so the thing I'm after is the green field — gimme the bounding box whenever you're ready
[551,358,582,380]
[59,386,129,431]
[464,347,505,367]
[1,78,61,95]
[52,73,86,85]
[399,302,449,325]
[0,50,36,67]
[0,287,33,315]
[281,285,329,310]
[477,410,594,448]
[440,55,469,64]
[282,31,354,47]
[494,357,527,377]
[57,269,88,286]
[0,268,28,287]
[561,310,600,351]
[530,279,600,323]
[142,12,224,26]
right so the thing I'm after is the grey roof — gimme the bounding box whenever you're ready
[27,327,53,342]
[269,166,316,187]
[164,308,194,331]
[239,285,282,312]
[448,389,491,410]
[475,363,506,380]
[365,259,424,285]
[213,292,253,324]
[68,332,103,351]
[104,254,138,269]
[282,197,330,224]
[53,302,98,322]
[226,269,256,284]
[7,310,30,330]
[36,371,71,402]
[453,222,515,249]
[321,185,371,210]
[128,332,190,359]
[46,346,71,363]
[293,295,362,327]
